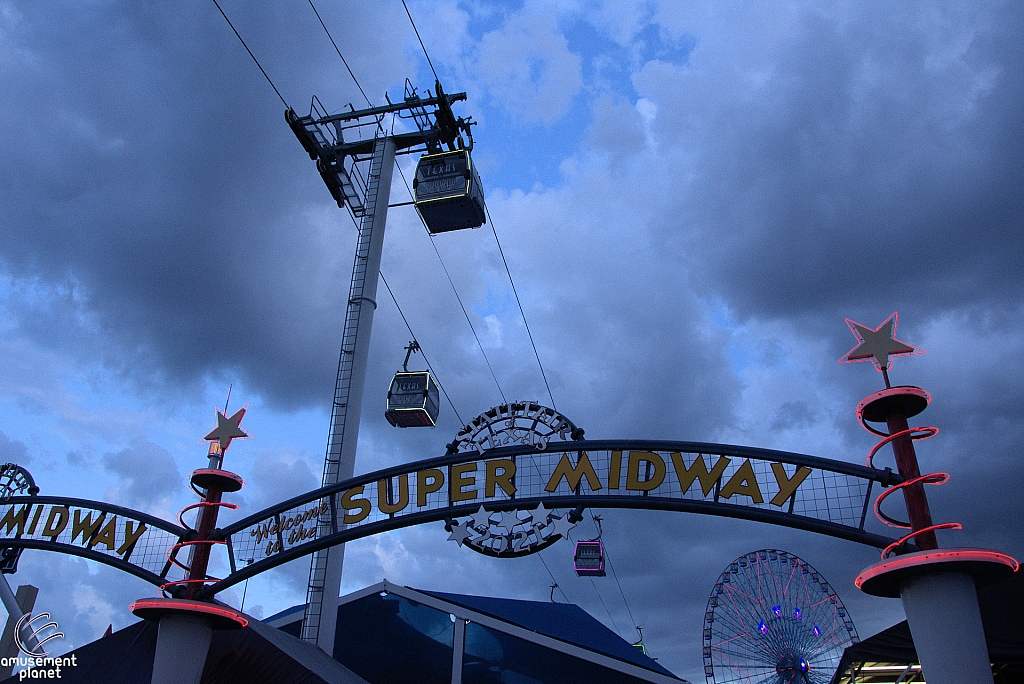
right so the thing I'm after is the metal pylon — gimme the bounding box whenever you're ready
[301,136,396,652]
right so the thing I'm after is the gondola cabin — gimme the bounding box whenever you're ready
[574,541,606,577]
[385,371,440,428]
[413,149,486,234]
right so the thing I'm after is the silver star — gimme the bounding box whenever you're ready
[549,513,576,539]
[498,509,522,533]
[447,520,473,547]
[471,505,493,529]
[841,313,921,371]
[529,502,550,526]
[204,407,248,451]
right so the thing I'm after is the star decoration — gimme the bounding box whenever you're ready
[447,520,473,547]
[549,513,576,540]
[840,312,923,371]
[498,509,522,533]
[204,407,249,451]
[471,505,493,529]
[530,503,550,526]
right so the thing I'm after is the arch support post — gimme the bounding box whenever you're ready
[151,614,213,684]
[900,571,991,684]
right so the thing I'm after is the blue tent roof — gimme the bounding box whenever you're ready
[420,589,678,678]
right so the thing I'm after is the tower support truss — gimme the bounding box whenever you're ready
[301,137,396,651]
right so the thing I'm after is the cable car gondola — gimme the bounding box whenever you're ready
[385,341,440,428]
[573,540,606,577]
[413,149,486,234]
[574,514,606,577]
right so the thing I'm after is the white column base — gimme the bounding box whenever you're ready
[900,571,992,684]
[151,614,213,684]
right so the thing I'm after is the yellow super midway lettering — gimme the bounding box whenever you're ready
[341,486,371,524]
[625,452,666,491]
[608,450,622,489]
[769,463,812,507]
[27,505,42,535]
[719,460,764,504]
[71,510,106,546]
[450,462,478,503]
[485,459,517,498]
[671,454,731,497]
[117,521,147,556]
[545,453,602,493]
[378,474,410,515]
[42,506,69,539]
[0,505,30,536]
[417,469,445,507]
[89,516,118,551]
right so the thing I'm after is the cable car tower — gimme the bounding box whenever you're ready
[286,79,483,653]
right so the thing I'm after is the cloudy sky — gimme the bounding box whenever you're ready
[1,0,1022,679]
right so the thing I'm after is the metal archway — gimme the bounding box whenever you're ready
[0,442,901,593]
[0,495,186,586]
[211,438,901,594]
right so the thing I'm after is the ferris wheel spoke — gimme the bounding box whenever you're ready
[714,646,774,664]
[714,648,775,682]
[804,635,848,662]
[720,587,765,643]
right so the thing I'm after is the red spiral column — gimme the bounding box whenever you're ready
[841,314,1016,684]
[129,406,251,684]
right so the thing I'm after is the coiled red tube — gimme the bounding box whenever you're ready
[862,416,960,558]
[161,488,239,596]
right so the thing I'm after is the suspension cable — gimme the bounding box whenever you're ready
[307,0,373,107]
[308,5,508,408]
[330,199,464,425]
[590,575,622,635]
[210,0,289,107]
[395,164,508,404]
[400,0,439,81]
[393,0,520,409]
[566,526,622,636]
[537,551,570,604]
[589,513,641,640]
[214,0,470,426]
[379,273,465,426]
[486,204,557,410]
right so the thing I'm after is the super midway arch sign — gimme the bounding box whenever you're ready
[0,403,902,594]
[214,397,899,593]
[0,496,186,586]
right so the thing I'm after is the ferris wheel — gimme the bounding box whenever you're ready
[703,549,858,684]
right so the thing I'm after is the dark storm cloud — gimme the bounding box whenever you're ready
[244,453,319,513]
[0,430,30,464]
[2,0,1020,413]
[2,2,1022,680]
[102,436,180,510]
[633,1,1024,327]
[0,1,417,408]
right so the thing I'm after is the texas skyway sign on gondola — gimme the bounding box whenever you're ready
[0,402,903,596]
